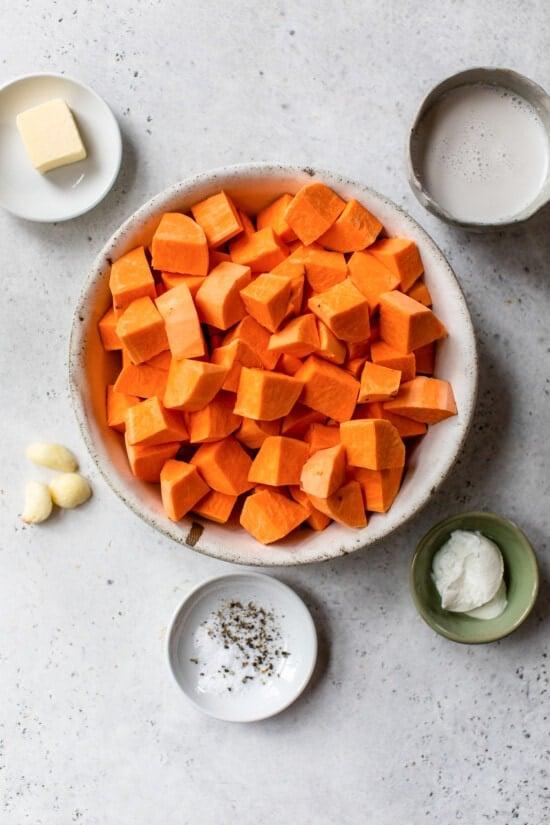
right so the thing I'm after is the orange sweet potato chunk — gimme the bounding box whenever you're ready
[240,273,292,332]
[98,307,122,351]
[370,340,416,383]
[234,368,303,421]
[357,401,427,438]
[113,362,168,399]
[116,297,168,364]
[284,183,346,245]
[256,193,297,243]
[109,246,156,311]
[308,480,367,528]
[240,488,308,544]
[163,359,228,412]
[156,283,206,360]
[277,353,303,375]
[124,438,180,482]
[125,396,188,447]
[191,190,243,247]
[236,418,280,450]
[160,272,205,296]
[106,385,140,432]
[305,422,340,455]
[187,392,241,443]
[350,466,404,513]
[316,320,347,364]
[248,436,309,486]
[289,245,348,292]
[229,227,289,272]
[358,361,401,403]
[160,460,210,521]
[210,339,263,392]
[267,313,320,358]
[191,437,254,495]
[340,419,405,470]
[414,343,436,375]
[379,291,446,354]
[294,356,359,423]
[288,486,331,531]
[318,199,382,252]
[195,262,251,329]
[223,316,279,370]
[384,377,457,423]
[368,238,423,291]
[300,444,346,498]
[151,213,209,276]
[348,250,400,310]
[308,279,370,343]
[193,490,237,524]
[407,279,432,307]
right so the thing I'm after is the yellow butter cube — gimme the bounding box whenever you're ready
[16,98,87,174]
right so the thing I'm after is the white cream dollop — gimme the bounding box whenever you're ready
[432,530,504,613]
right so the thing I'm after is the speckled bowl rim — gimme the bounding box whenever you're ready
[407,67,550,231]
[166,572,318,722]
[69,161,478,566]
[410,511,540,644]
[0,71,122,222]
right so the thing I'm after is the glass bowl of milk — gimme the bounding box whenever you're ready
[408,68,550,230]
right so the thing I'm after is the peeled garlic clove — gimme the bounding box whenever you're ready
[49,473,91,509]
[26,442,78,473]
[22,480,53,524]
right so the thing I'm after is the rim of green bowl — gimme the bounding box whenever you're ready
[410,511,540,644]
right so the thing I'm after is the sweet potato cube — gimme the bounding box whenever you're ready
[267,313,320,358]
[284,182,345,245]
[308,480,367,528]
[125,396,188,447]
[316,321,346,364]
[318,199,382,252]
[109,246,156,311]
[340,419,405,470]
[106,385,140,432]
[195,261,252,329]
[414,343,436,375]
[187,392,241,443]
[350,466,404,513]
[160,272,205,296]
[156,283,206,360]
[368,237,423,291]
[116,297,168,364]
[384,377,457,423]
[308,279,370,343]
[240,488,308,544]
[191,437,254,495]
[256,193,297,242]
[294,356,359,423]
[379,291,446,353]
[211,339,263,392]
[193,490,237,524]
[357,401,427,438]
[358,361,401,403]
[270,263,305,319]
[229,227,289,272]
[234,368,303,421]
[407,279,432,307]
[290,245,347,292]
[163,359,228,412]
[345,357,367,379]
[145,350,171,370]
[98,306,122,351]
[113,362,168,399]
[248,436,309,486]
[288,486,331,531]
[277,354,303,375]
[151,212,208,276]
[370,340,416,383]
[300,444,346,498]
[240,273,292,332]
[348,250,400,310]
[237,209,256,236]
[305,422,340,455]
[236,418,280,450]
[281,404,325,438]
[191,190,243,247]
[160,460,209,521]
[124,437,179,482]
[223,315,279,369]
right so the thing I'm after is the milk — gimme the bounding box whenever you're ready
[416,83,549,223]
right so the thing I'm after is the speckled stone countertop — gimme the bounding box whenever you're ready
[1,2,549,823]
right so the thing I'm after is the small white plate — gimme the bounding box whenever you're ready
[0,73,122,222]
[167,573,317,722]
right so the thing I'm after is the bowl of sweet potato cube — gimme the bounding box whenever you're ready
[69,163,477,565]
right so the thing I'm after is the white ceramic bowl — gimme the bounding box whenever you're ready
[69,163,478,566]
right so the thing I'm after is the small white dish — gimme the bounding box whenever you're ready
[0,73,122,222]
[167,573,317,722]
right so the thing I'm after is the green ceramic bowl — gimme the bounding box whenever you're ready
[410,512,539,643]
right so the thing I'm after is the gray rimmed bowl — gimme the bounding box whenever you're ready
[69,162,478,566]
[408,67,550,231]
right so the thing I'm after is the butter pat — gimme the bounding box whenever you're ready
[16,98,87,173]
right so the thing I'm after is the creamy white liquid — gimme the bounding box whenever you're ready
[416,83,549,223]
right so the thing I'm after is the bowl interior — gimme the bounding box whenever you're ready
[70,163,477,566]
[410,512,539,643]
